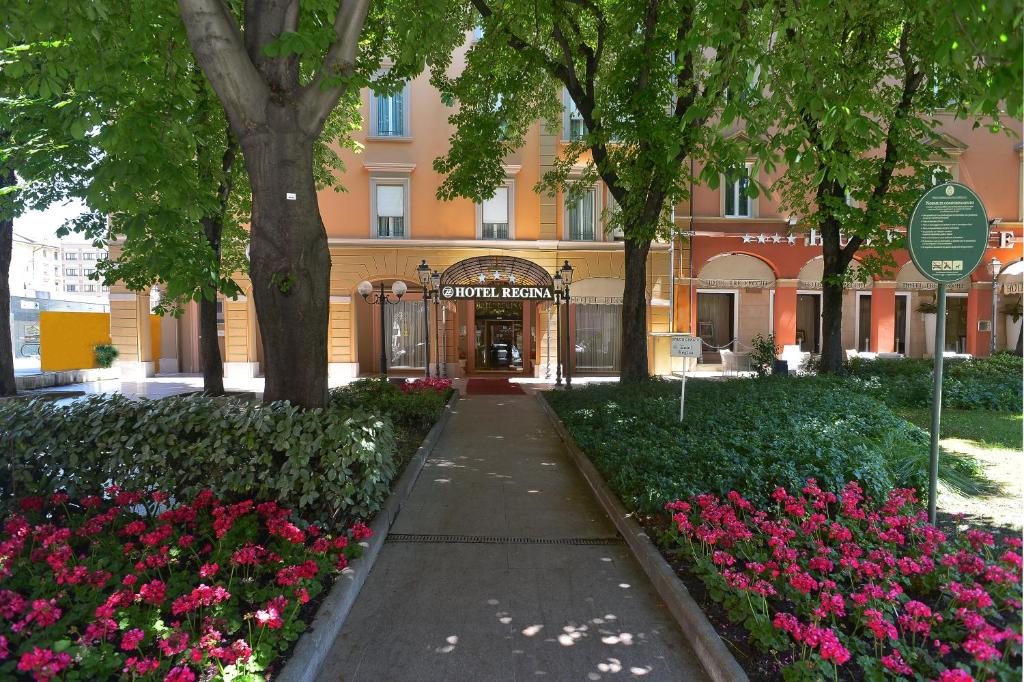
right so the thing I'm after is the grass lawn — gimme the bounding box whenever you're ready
[900,408,1023,451]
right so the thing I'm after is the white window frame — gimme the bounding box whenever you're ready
[929,162,959,185]
[64,252,78,260]
[476,179,515,240]
[370,176,411,239]
[65,268,78,276]
[721,163,756,218]
[564,184,601,242]
[562,89,587,142]
[368,78,411,140]
[696,289,740,352]
[66,284,77,292]
[796,290,824,353]
[854,291,873,352]
[895,292,911,355]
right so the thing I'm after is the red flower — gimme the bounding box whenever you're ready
[120,627,145,651]
[17,647,72,682]
[164,666,196,682]
[138,579,167,606]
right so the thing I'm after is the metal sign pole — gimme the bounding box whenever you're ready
[678,367,687,422]
[927,283,947,525]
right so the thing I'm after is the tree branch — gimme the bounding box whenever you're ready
[300,0,371,135]
[177,0,269,133]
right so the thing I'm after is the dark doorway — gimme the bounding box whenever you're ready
[474,301,524,371]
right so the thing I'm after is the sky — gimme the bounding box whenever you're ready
[12,199,89,245]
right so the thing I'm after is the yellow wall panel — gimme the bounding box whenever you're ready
[40,312,111,372]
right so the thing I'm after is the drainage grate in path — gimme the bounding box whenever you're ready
[386,533,623,546]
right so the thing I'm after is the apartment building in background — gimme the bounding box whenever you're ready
[106,35,1024,380]
[58,239,109,303]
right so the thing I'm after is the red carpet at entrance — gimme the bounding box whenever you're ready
[465,378,525,395]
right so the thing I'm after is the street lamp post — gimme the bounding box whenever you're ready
[430,270,441,377]
[553,273,563,386]
[357,279,407,376]
[989,257,1002,356]
[560,260,574,389]
[416,260,432,377]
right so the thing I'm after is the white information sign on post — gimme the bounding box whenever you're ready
[669,335,702,421]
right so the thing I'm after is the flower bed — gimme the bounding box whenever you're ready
[664,481,1022,681]
[0,489,370,681]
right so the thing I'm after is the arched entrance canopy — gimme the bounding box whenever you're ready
[441,255,553,288]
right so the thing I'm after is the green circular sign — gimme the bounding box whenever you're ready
[907,182,990,284]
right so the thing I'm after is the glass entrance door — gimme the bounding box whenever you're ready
[474,301,524,371]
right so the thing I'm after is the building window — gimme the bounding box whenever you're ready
[565,188,597,241]
[930,163,957,185]
[83,253,95,260]
[65,268,78,276]
[373,182,407,238]
[563,90,587,141]
[478,183,513,240]
[724,165,752,218]
[97,251,107,259]
[371,82,409,138]
[66,284,77,292]
[84,268,95,276]
[64,253,78,260]
[385,300,427,368]
[83,285,96,292]
[575,304,621,371]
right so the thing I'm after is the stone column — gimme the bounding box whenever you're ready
[328,296,359,379]
[870,283,897,353]
[223,289,260,379]
[108,288,154,379]
[966,284,985,356]
[773,280,798,347]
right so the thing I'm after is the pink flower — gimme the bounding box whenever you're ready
[158,631,190,656]
[351,521,373,541]
[937,669,974,682]
[164,666,196,682]
[138,579,167,606]
[199,563,220,578]
[170,584,231,616]
[0,635,9,659]
[17,647,72,682]
[881,649,912,675]
[120,627,145,651]
[253,595,290,629]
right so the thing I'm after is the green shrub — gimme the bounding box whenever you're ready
[329,378,451,450]
[843,353,1022,411]
[93,343,118,368]
[0,394,397,528]
[749,333,778,377]
[546,378,936,514]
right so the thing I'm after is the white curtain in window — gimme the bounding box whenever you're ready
[385,300,426,368]
[574,304,620,370]
[568,189,595,240]
[375,89,404,136]
[377,185,404,217]
[482,187,508,223]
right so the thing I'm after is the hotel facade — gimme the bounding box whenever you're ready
[107,46,1024,381]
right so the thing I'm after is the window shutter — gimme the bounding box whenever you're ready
[377,185,404,218]
[482,187,508,224]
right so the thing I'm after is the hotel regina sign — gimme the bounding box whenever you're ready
[439,285,554,301]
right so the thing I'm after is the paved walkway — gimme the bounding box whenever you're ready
[316,393,708,682]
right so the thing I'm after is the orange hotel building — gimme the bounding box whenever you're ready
[108,39,1024,381]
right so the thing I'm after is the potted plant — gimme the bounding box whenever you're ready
[917,297,938,356]
[94,343,119,368]
[1002,297,1022,352]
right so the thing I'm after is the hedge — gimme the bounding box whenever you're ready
[545,377,988,515]
[0,394,397,528]
[842,353,1022,411]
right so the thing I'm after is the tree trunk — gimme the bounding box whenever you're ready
[241,119,329,408]
[620,238,651,380]
[198,294,224,395]
[0,162,15,397]
[820,279,845,373]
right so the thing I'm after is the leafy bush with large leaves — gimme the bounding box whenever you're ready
[0,394,397,528]
[545,378,985,515]
[842,353,1022,411]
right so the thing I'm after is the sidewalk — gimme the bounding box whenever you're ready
[315,393,708,681]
